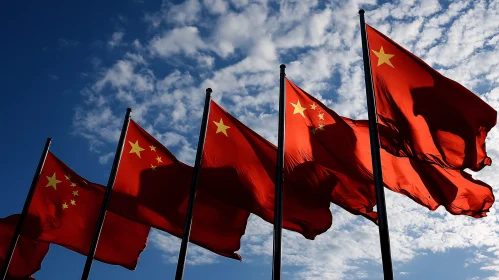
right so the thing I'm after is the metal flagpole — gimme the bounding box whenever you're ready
[0,138,52,280]
[175,88,212,280]
[358,9,394,280]
[80,108,132,280]
[272,64,286,280]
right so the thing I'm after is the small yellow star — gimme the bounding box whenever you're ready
[213,118,230,137]
[372,46,394,68]
[310,103,318,110]
[70,200,76,206]
[70,182,76,187]
[318,112,325,120]
[290,100,306,118]
[151,164,157,171]
[65,174,71,180]
[62,203,68,210]
[129,140,145,158]
[311,128,317,134]
[318,123,325,131]
[72,191,79,196]
[46,173,61,190]
[150,145,157,152]
[156,156,162,163]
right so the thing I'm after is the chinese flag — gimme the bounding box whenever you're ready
[286,79,377,221]
[287,79,494,218]
[22,152,150,270]
[0,215,49,279]
[200,101,332,239]
[366,24,497,171]
[110,120,249,260]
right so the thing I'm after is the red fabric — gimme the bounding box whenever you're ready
[200,101,333,239]
[0,215,49,279]
[23,152,150,270]
[285,79,377,221]
[366,24,497,171]
[288,78,494,218]
[110,120,249,260]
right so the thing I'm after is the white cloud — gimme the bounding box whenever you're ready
[149,26,206,58]
[108,31,125,49]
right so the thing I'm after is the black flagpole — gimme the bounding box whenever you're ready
[175,88,212,280]
[272,64,286,280]
[81,108,132,280]
[359,9,394,280]
[0,138,52,280]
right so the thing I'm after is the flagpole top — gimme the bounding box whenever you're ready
[359,9,365,14]
[126,108,132,112]
[206,88,213,93]
[280,64,286,69]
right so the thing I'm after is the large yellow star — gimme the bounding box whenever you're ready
[129,140,145,158]
[213,118,230,137]
[372,46,394,68]
[46,173,61,190]
[290,100,306,118]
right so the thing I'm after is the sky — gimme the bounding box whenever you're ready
[1,0,499,279]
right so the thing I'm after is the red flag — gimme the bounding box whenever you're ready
[110,120,249,260]
[287,79,494,218]
[22,152,150,270]
[0,215,49,279]
[366,24,497,171]
[200,101,332,239]
[286,79,377,221]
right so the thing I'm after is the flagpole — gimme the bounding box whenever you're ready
[272,64,286,280]
[175,88,212,280]
[358,9,394,280]
[0,138,52,280]
[81,108,132,280]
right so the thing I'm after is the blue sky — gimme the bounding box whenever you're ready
[1,0,499,279]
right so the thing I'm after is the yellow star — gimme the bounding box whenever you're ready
[372,46,394,68]
[318,112,325,120]
[151,164,157,171]
[310,103,318,110]
[46,173,61,190]
[318,123,325,131]
[62,203,68,210]
[70,200,76,206]
[213,118,230,137]
[290,100,306,118]
[129,140,145,158]
[156,156,162,163]
[70,182,76,187]
[72,190,79,196]
[311,128,317,134]
[150,145,157,152]
[65,174,71,180]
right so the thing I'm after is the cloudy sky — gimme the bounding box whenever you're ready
[1,0,499,279]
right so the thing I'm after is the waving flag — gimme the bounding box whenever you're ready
[366,24,497,171]
[22,152,150,270]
